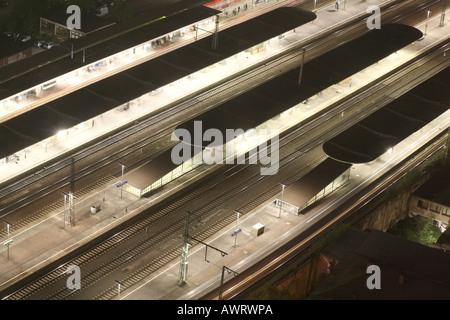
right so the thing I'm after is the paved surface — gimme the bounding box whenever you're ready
[0,0,449,301]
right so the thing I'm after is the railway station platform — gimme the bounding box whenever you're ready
[0,0,449,300]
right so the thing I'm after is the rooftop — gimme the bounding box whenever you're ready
[413,170,450,207]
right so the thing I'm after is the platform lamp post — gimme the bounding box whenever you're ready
[425,10,431,35]
[193,16,220,50]
[4,221,13,260]
[178,211,192,285]
[4,221,12,239]
[119,162,126,199]
[279,183,287,218]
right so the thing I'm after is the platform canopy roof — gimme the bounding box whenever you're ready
[124,148,177,190]
[122,23,424,195]
[0,3,220,100]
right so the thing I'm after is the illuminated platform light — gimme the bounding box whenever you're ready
[57,130,69,139]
